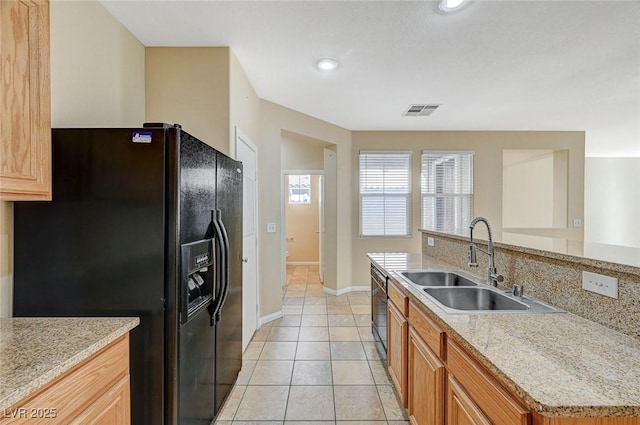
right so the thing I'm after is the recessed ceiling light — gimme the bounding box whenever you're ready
[438,0,469,12]
[315,57,339,72]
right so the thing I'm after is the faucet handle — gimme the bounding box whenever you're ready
[512,284,524,297]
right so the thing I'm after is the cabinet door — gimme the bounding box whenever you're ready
[408,326,445,425]
[69,375,131,425]
[388,300,408,406]
[447,375,492,425]
[0,0,51,200]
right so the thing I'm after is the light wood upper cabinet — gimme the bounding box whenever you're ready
[408,326,445,425]
[0,0,52,200]
[388,300,408,407]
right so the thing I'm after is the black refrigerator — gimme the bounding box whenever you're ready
[13,123,242,425]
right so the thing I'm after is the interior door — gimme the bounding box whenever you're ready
[236,129,259,351]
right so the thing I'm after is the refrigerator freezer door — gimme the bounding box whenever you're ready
[214,153,243,413]
[179,300,216,425]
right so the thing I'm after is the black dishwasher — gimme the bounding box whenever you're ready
[371,264,388,360]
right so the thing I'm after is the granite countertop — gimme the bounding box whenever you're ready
[0,317,139,411]
[368,252,640,418]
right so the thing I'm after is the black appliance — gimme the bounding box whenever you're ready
[371,264,388,360]
[13,123,243,425]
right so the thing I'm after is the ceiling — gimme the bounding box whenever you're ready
[99,0,640,157]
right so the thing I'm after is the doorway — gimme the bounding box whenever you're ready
[235,128,258,351]
[281,171,324,287]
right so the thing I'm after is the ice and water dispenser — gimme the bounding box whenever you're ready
[180,239,215,324]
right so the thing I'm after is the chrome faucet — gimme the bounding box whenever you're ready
[468,217,504,287]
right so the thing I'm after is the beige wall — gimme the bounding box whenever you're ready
[146,47,230,154]
[351,131,585,287]
[259,100,352,315]
[229,51,261,155]
[0,202,13,317]
[502,150,568,229]
[585,157,640,248]
[0,0,146,317]
[50,1,145,128]
[281,132,326,170]
[285,175,321,263]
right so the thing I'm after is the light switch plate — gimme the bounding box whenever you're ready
[267,222,277,233]
[427,237,435,247]
[582,271,618,298]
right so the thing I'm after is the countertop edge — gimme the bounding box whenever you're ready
[368,253,640,418]
[0,317,139,412]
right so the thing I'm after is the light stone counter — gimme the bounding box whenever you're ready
[0,317,139,411]
[368,252,640,418]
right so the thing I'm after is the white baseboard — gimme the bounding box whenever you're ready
[259,310,283,326]
[323,285,370,296]
[286,261,319,266]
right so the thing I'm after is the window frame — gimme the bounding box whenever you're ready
[359,150,413,238]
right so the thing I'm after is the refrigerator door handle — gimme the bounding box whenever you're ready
[215,209,231,322]
[210,211,226,325]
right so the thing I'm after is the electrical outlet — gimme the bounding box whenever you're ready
[267,222,276,233]
[573,218,582,227]
[427,237,435,247]
[582,271,618,299]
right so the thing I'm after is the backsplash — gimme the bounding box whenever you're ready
[422,230,640,340]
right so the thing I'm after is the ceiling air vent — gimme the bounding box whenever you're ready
[402,104,441,117]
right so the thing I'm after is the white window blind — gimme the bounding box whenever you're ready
[288,174,311,204]
[360,150,412,237]
[421,151,473,233]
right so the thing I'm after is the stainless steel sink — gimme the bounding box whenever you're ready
[400,271,477,287]
[391,269,565,314]
[424,287,528,311]
[420,286,565,314]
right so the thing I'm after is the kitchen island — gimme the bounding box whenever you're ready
[369,252,640,423]
[0,317,138,423]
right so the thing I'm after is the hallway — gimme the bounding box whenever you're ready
[216,265,409,424]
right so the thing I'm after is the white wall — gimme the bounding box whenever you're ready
[585,157,640,248]
[0,0,146,318]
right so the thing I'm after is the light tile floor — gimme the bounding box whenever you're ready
[216,265,409,425]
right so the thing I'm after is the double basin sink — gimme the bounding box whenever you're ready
[394,271,564,314]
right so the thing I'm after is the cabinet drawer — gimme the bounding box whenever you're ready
[447,339,529,425]
[409,301,445,359]
[388,279,408,316]
[1,335,130,424]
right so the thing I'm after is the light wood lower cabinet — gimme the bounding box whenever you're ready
[447,339,530,425]
[447,375,491,425]
[379,272,640,425]
[408,326,445,425]
[1,334,131,425]
[388,300,408,407]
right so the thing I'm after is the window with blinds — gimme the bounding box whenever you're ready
[288,174,311,204]
[359,151,412,237]
[421,151,473,233]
